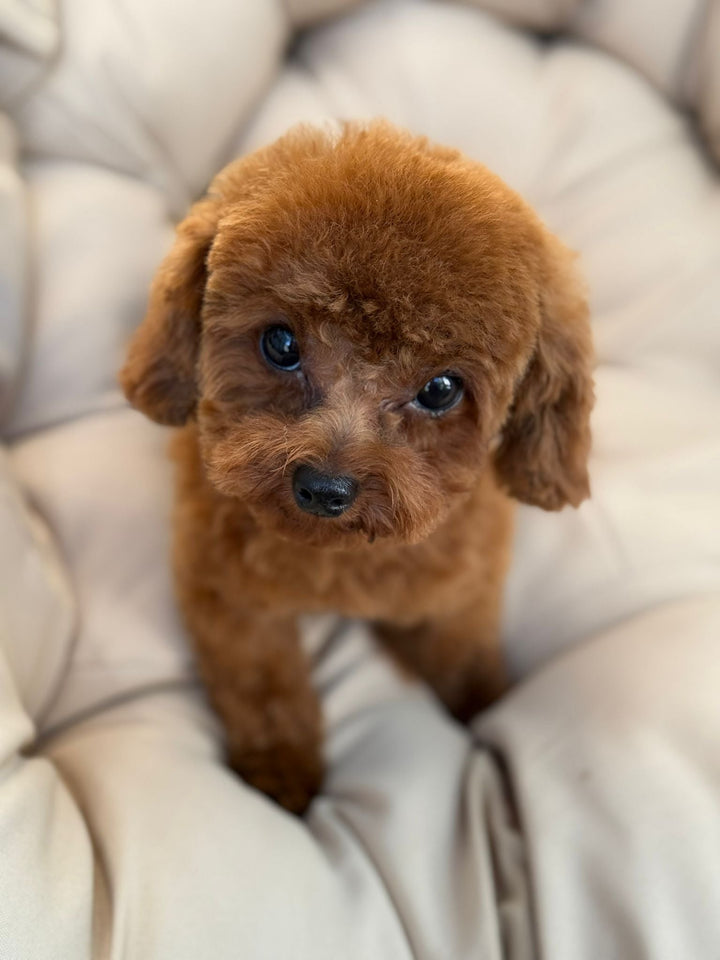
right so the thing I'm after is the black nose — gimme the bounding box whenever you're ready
[292,464,358,518]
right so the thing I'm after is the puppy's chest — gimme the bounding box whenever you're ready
[176,449,512,623]
[221,519,492,623]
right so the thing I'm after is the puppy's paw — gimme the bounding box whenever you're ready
[229,741,324,815]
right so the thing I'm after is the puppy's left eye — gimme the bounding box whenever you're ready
[261,325,301,371]
[414,374,464,414]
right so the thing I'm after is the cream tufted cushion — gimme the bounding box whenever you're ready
[1,2,719,958]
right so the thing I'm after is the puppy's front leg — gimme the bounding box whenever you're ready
[376,602,507,723]
[184,596,323,814]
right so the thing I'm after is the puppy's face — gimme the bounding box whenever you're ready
[197,291,496,548]
[122,123,594,547]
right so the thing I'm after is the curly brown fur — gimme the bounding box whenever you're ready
[121,121,594,814]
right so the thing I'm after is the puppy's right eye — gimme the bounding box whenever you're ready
[261,326,301,371]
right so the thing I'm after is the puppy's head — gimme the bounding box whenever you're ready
[121,122,593,548]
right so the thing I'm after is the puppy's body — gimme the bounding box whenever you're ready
[122,122,593,813]
[173,424,511,810]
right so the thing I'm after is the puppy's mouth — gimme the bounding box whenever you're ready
[253,488,389,549]
[232,465,438,549]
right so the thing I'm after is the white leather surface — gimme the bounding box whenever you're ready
[1,1,719,958]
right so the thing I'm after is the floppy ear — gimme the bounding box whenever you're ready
[120,197,219,425]
[494,235,594,510]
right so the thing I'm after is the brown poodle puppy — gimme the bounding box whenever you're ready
[121,121,593,814]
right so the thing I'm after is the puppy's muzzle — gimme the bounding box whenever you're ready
[292,464,358,518]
